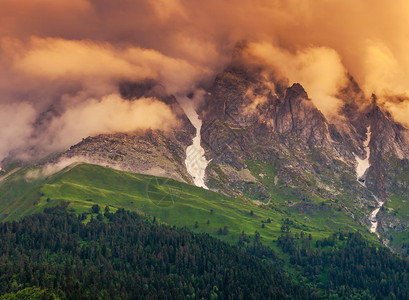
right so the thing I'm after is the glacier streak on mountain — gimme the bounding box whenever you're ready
[355,126,371,181]
[369,194,384,237]
[178,97,209,189]
[354,126,384,236]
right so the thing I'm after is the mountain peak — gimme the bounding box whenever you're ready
[286,83,309,100]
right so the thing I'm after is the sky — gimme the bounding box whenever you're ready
[1,0,409,164]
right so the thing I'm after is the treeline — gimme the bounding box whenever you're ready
[277,231,409,299]
[0,206,307,299]
[2,205,409,299]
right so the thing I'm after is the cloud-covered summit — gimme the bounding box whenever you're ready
[1,0,409,165]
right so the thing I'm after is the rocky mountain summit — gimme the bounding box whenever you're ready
[198,63,409,248]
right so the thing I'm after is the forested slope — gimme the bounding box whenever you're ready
[0,206,305,299]
[1,206,409,299]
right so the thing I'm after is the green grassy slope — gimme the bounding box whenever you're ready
[0,163,376,246]
[382,194,409,252]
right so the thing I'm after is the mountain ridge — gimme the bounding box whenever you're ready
[2,61,409,253]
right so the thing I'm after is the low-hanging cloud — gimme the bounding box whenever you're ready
[0,36,208,165]
[242,42,348,119]
[383,100,409,130]
[5,94,178,163]
[43,94,178,151]
[0,103,37,164]
[1,0,409,164]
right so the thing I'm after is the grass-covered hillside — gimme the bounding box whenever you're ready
[0,163,376,247]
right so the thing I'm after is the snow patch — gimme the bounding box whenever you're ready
[369,194,384,237]
[178,97,209,189]
[353,126,385,237]
[355,126,371,181]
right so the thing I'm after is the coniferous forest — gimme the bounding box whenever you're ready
[0,206,304,299]
[1,205,409,299]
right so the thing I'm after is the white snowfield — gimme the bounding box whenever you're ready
[354,126,384,236]
[178,97,209,189]
[369,198,384,236]
[355,126,371,180]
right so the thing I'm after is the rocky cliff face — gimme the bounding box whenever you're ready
[52,129,193,183]
[199,65,409,239]
[273,83,330,146]
[365,103,409,196]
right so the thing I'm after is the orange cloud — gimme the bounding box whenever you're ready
[0,102,36,162]
[243,42,347,119]
[14,38,139,80]
[6,37,210,95]
[44,94,178,151]
[1,0,409,162]
[0,0,93,38]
